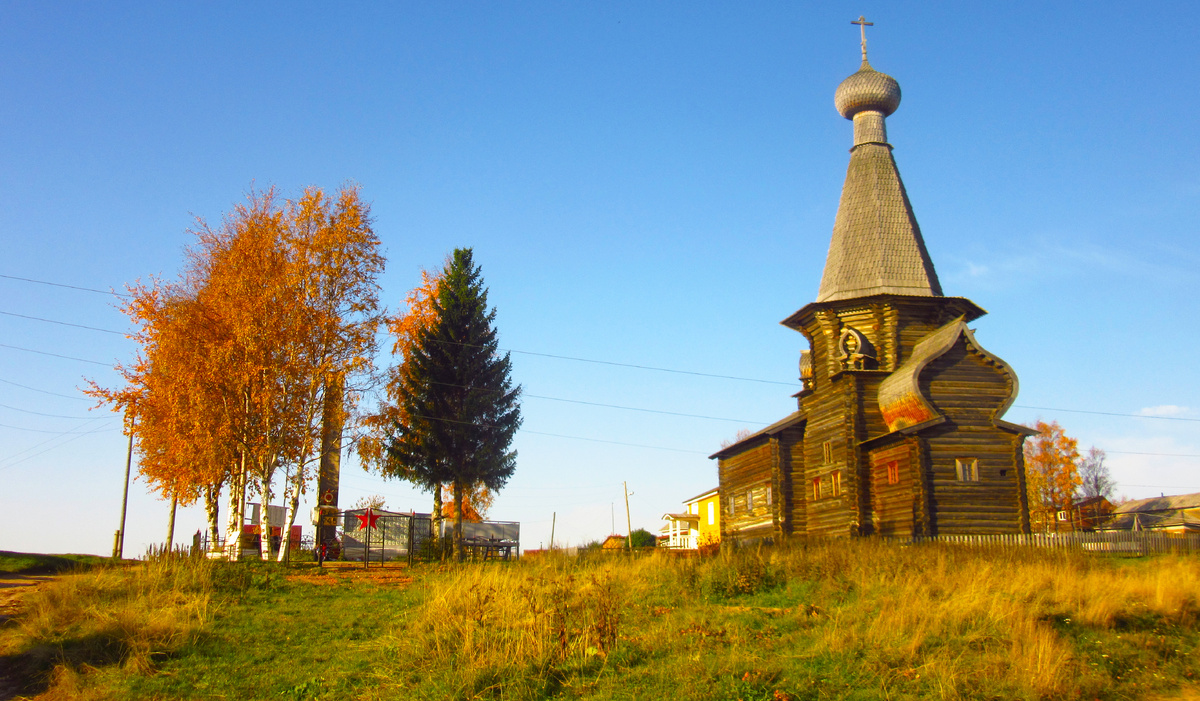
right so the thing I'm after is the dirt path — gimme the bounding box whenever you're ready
[0,571,58,701]
[0,572,55,624]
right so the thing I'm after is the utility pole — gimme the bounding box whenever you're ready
[549,512,556,551]
[114,428,133,559]
[623,481,633,551]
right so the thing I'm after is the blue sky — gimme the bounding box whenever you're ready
[2,2,1197,555]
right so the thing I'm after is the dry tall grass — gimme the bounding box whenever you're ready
[3,552,221,699]
[4,542,1196,700]
[369,542,1200,700]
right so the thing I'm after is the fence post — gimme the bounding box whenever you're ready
[407,512,415,566]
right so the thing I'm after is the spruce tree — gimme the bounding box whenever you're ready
[387,248,521,559]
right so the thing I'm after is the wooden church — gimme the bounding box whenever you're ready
[712,33,1034,541]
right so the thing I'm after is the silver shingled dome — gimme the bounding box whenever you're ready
[834,61,901,119]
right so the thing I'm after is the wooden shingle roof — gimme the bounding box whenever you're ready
[815,141,942,303]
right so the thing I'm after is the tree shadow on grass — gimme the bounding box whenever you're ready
[0,628,206,700]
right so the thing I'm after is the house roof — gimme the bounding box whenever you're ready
[1101,509,1200,532]
[683,487,719,505]
[709,412,805,460]
[1113,492,1200,514]
[662,512,699,522]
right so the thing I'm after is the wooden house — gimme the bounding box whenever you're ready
[713,46,1033,543]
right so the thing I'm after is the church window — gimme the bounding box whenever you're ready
[812,477,821,500]
[886,461,899,485]
[831,471,842,495]
[823,441,834,464]
[766,486,772,505]
[746,489,754,511]
[955,458,979,482]
[728,495,735,515]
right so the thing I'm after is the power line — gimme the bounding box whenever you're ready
[1105,450,1200,458]
[1014,404,1200,423]
[0,310,126,335]
[0,343,111,366]
[0,418,116,470]
[0,273,126,297]
[426,337,800,387]
[506,348,800,387]
[0,421,117,472]
[521,430,707,455]
[0,421,116,435]
[0,377,91,401]
[0,402,97,419]
[405,411,706,455]
[526,394,769,425]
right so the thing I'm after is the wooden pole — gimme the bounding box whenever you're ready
[549,512,556,551]
[407,510,415,566]
[624,481,633,551]
[115,429,134,559]
[166,496,178,550]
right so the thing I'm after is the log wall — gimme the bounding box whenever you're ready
[919,340,1025,534]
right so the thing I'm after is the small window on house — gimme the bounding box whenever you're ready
[708,501,715,525]
[823,441,834,464]
[955,458,979,482]
[746,489,754,511]
[886,461,899,485]
[812,476,821,500]
[1057,510,1069,522]
[999,469,1008,477]
[831,471,842,495]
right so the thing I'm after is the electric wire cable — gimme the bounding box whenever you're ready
[0,273,126,297]
[0,310,125,335]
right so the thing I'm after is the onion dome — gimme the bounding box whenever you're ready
[834,60,901,119]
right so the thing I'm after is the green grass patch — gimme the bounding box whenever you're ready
[0,550,112,574]
[3,545,1199,700]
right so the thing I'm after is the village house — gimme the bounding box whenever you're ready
[1099,493,1200,534]
[713,37,1033,543]
[661,487,721,549]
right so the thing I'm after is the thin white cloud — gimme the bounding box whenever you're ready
[1137,405,1190,417]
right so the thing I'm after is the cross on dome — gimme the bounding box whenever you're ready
[851,16,874,62]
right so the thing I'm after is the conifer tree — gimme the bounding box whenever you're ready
[387,248,521,560]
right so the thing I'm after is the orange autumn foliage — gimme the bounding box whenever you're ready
[1023,420,1082,533]
[88,185,384,558]
[358,268,442,476]
[440,483,494,523]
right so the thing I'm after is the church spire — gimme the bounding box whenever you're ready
[815,19,942,303]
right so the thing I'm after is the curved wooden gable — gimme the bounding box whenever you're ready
[878,317,1019,433]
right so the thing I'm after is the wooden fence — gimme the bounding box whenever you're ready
[904,531,1200,555]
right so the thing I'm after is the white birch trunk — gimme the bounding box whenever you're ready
[224,455,247,561]
[259,462,275,561]
[204,483,221,550]
[277,465,307,562]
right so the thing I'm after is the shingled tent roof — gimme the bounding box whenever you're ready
[816,60,943,303]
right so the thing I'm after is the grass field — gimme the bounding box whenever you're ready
[1,542,1198,700]
[0,551,114,575]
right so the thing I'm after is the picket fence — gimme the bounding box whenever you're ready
[903,530,1200,555]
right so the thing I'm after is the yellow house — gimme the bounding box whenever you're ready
[662,487,721,549]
